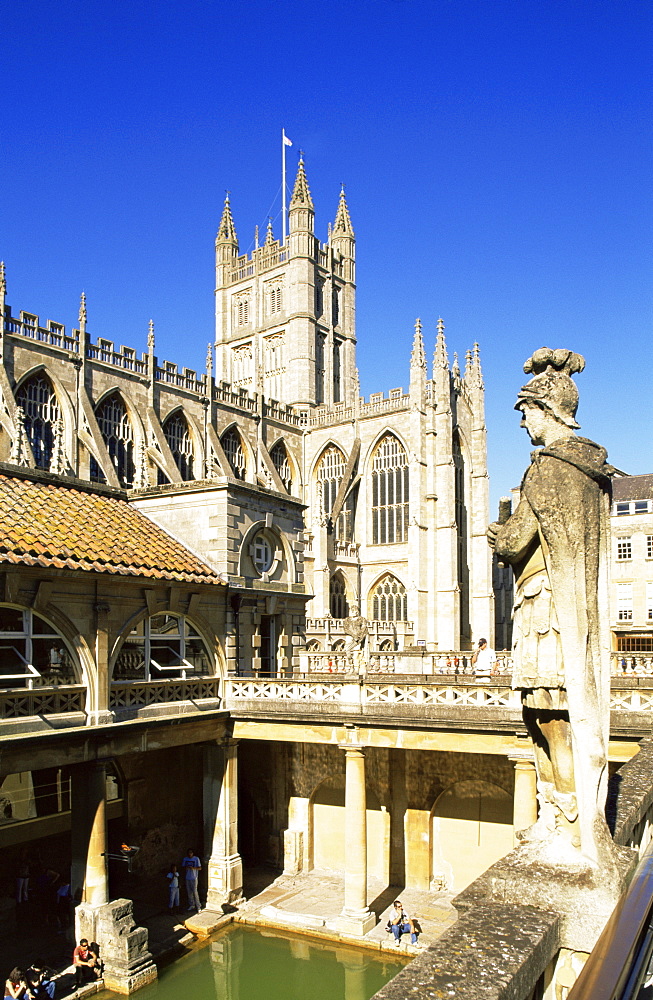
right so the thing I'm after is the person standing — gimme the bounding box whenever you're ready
[166,863,180,913]
[471,638,496,681]
[181,849,201,912]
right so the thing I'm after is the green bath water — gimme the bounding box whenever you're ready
[105,925,405,1000]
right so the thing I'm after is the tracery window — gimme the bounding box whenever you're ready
[16,374,60,470]
[316,445,354,541]
[0,606,76,687]
[330,574,348,619]
[371,434,409,544]
[91,393,134,488]
[113,613,212,682]
[270,440,292,493]
[370,575,407,622]
[221,427,246,480]
[163,412,194,481]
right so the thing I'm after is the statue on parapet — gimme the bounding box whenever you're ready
[487,348,617,868]
[343,605,369,654]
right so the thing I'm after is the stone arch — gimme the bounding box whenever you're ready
[110,608,223,683]
[220,422,252,481]
[90,387,145,488]
[161,406,197,482]
[308,773,387,879]
[0,601,91,696]
[329,570,352,619]
[430,779,513,892]
[268,437,298,494]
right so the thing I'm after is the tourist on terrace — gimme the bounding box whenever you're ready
[167,863,180,913]
[389,901,418,946]
[471,638,496,681]
[72,939,100,990]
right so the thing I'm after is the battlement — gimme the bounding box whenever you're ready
[223,238,345,287]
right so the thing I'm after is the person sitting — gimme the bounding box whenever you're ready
[389,900,418,946]
[25,965,55,1000]
[72,939,99,989]
[4,968,27,1000]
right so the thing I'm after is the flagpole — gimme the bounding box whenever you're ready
[282,129,287,245]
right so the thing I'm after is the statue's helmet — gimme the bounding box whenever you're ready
[514,347,585,429]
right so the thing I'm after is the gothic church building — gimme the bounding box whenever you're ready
[0,157,493,667]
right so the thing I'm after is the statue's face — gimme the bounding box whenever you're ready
[518,402,551,446]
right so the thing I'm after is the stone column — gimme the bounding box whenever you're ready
[333,744,376,935]
[71,761,109,905]
[510,753,538,844]
[205,739,244,908]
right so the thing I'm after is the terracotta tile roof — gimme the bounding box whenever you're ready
[0,470,222,585]
[613,474,653,502]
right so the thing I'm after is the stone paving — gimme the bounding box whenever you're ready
[189,869,458,956]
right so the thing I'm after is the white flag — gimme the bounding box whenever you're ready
[283,132,293,147]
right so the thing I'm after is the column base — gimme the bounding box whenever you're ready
[331,908,376,936]
[206,854,244,908]
[75,899,157,995]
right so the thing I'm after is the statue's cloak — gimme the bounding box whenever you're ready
[520,436,614,862]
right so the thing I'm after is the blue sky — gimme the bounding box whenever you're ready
[1,0,651,506]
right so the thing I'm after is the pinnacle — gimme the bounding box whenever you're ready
[434,318,448,369]
[333,185,354,238]
[289,156,314,211]
[148,319,155,350]
[0,261,6,297]
[78,292,87,326]
[411,318,427,370]
[216,193,238,245]
[265,218,275,245]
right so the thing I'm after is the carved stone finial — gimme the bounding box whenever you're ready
[0,261,6,298]
[254,224,259,250]
[148,320,155,351]
[206,342,213,374]
[10,407,31,467]
[265,218,275,246]
[410,318,427,371]
[434,318,448,370]
[78,292,87,330]
[49,417,66,475]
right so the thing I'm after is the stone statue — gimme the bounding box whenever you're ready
[487,348,616,867]
[342,605,368,654]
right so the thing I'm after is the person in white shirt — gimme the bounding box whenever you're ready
[472,638,496,681]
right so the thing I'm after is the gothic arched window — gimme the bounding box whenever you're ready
[370,575,407,622]
[330,574,349,620]
[16,374,60,470]
[221,427,246,480]
[92,393,134,488]
[316,445,354,541]
[0,606,77,687]
[163,412,194,481]
[371,434,409,544]
[270,440,292,493]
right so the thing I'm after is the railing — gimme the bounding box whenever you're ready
[86,343,147,373]
[226,248,289,285]
[308,404,355,427]
[0,684,85,718]
[612,652,653,676]
[223,678,653,715]
[213,382,258,411]
[360,393,410,417]
[155,367,206,394]
[109,676,221,709]
[567,839,653,1000]
[262,399,305,426]
[5,313,80,352]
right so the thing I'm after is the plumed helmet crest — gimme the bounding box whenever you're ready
[515,347,585,429]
